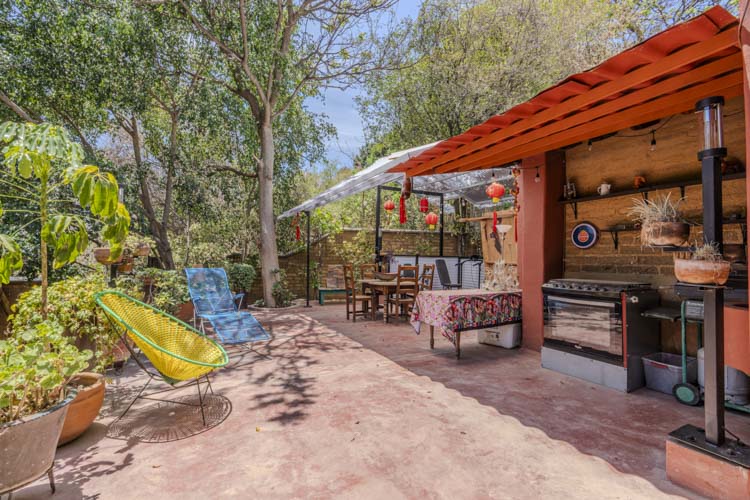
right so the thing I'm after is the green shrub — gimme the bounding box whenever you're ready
[226,263,256,292]
[271,269,294,308]
[10,274,118,372]
[1,321,91,424]
[117,268,189,316]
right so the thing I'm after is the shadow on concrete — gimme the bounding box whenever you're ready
[237,312,353,426]
[301,303,750,498]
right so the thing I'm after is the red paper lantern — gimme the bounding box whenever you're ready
[399,196,406,224]
[485,181,506,203]
[384,199,395,213]
[419,197,429,213]
[425,212,439,230]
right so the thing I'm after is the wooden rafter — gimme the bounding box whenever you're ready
[445,76,744,173]
[430,55,742,174]
[396,27,740,177]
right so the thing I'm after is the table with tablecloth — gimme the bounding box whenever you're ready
[410,288,522,358]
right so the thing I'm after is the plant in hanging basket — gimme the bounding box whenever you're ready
[674,242,731,285]
[93,247,123,265]
[117,257,134,273]
[628,193,689,246]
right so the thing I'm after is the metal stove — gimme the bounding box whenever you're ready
[541,278,660,392]
[542,278,652,298]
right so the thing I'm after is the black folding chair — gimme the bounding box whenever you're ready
[435,259,462,289]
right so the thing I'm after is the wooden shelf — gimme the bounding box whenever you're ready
[597,216,746,250]
[560,171,746,219]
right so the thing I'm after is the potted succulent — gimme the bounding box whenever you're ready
[0,321,91,496]
[674,242,731,285]
[628,193,690,246]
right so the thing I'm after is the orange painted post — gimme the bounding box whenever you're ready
[741,0,750,360]
[517,152,565,351]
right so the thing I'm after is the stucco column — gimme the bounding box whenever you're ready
[517,151,566,351]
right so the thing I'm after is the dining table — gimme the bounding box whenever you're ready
[410,288,522,359]
[359,279,400,321]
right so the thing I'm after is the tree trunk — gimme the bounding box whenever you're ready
[127,117,175,269]
[259,119,280,306]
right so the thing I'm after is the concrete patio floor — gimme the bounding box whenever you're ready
[15,303,750,499]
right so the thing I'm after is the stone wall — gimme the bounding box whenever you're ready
[247,228,472,302]
[563,95,746,354]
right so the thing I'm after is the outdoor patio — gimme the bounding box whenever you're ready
[15,304,750,499]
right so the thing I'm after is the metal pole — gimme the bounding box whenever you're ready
[375,186,382,269]
[305,211,311,308]
[439,194,445,256]
[701,153,725,445]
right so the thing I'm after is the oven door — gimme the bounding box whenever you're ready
[543,293,623,360]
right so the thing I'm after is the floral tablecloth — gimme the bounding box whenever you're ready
[410,289,522,346]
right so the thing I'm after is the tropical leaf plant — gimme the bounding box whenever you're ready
[0,121,131,316]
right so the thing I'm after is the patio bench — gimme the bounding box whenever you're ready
[318,287,348,305]
[319,265,347,305]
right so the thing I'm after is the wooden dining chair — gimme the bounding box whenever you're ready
[385,265,418,323]
[419,264,435,291]
[344,264,370,322]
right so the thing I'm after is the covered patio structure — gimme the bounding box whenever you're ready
[388,5,750,497]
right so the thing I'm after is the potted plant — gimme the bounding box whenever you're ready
[11,274,122,445]
[93,247,123,265]
[0,122,130,447]
[674,242,731,285]
[628,193,690,246]
[0,321,91,496]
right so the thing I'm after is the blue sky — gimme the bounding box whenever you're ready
[304,0,422,169]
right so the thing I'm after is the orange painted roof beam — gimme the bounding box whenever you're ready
[429,53,742,174]
[442,74,743,173]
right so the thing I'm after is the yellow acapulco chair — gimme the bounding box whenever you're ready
[95,291,229,425]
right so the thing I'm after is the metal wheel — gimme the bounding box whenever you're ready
[673,382,701,406]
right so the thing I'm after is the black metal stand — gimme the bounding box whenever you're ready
[305,210,311,308]
[373,185,445,267]
[701,151,726,446]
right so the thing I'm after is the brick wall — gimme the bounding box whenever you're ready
[564,96,746,287]
[563,96,746,355]
[247,228,472,302]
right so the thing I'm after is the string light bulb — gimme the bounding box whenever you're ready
[587,139,593,152]
[650,130,656,152]
[534,167,541,183]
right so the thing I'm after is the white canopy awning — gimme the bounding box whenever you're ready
[279,142,515,219]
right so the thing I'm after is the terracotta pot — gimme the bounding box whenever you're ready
[640,222,690,246]
[1,390,76,495]
[133,243,150,257]
[723,244,746,263]
[175,301,194,322]
[674,258,731,285]
[93,247,122,265]
[58,372,105,446]
[117,258,134,273]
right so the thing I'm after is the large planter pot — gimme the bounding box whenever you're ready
[93,247,122,265]
[0,390,76,496]
[641,222,690,246]
[58,372,105,446]
[674,258,731,285]
[175,301,194,322]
